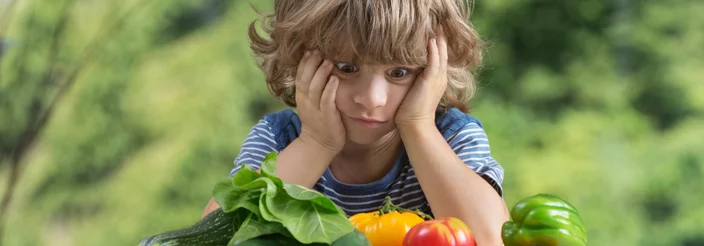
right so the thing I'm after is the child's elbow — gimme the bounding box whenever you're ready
[473,208,509,246]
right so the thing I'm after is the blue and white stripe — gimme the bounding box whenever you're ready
[230,120,504,216]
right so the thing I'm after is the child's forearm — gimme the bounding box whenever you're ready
[273,136,338,189]
[399,124,509,246]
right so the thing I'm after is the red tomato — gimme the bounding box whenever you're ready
[402,217,476,246]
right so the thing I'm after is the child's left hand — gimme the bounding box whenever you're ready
[395,27,448,130]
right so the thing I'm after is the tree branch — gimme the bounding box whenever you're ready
[0,0,18,36]
[0,0,158,241]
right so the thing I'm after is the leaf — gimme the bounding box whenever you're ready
[213,152,355,245]
[237,178,279,194]
[231,233,322,246]
[229,213,291,245]
[265,191,354,244]
[260,170,284,190]
[260,152,278,176]
[259,153,285,190]
[282,183,321,200]
[215,165,280,215]
[233,165,280,198]
[282,183,344,214]
[217,189,261,215]
[213,177,262,215]
[231,208,255,232]
[232,165,262,187]
[258,192,279,223]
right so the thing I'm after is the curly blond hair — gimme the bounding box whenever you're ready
[248,0,484,113]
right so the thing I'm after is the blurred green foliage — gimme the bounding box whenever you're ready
[1,0,702,245]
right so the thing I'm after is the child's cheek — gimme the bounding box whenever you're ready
[334,77,350,108]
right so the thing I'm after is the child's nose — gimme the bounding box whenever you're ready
[352,76,388,109]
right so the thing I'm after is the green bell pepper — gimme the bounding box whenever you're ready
[501,194,588,246]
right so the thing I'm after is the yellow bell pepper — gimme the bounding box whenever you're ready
[348,197,431,246]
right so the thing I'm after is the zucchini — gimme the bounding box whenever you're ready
[139,208,235,246]
[139,209,371,246]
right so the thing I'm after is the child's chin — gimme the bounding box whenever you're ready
[346,132,382,145]
[345,129,394,146]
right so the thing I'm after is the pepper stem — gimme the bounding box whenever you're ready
[377,196,434,220]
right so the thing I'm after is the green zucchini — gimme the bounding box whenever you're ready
[139,208,371,246]
[139,208,235,246]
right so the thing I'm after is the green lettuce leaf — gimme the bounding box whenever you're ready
[216,152,355,245]
[229,213,291,245]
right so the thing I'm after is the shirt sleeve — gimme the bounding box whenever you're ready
[229,119,280,177]
[448,122,505,197]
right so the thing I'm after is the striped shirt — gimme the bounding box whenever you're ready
[229,109,504,217]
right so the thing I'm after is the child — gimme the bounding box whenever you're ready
[203,0,508,244]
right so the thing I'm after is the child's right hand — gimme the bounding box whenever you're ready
[294,50,346,154]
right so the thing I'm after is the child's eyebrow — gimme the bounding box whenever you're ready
[331,60,355,64]
[328,55,425,69]
[330,57,358,63]
[388,64,424,69]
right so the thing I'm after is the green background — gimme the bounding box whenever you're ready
[1,0,702,245]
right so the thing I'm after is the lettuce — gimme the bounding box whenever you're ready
[212,152,354,245]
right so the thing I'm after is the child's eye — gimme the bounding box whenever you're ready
[335,62,358,74]
[386,68,409,78]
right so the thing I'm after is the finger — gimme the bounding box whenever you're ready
[298,50,324,96]
[309,59,334,106]
[422,37,440,81]
[320,75,339,112]
[296,50,312,81]
[437,26,448,72]
[295,50,312,97]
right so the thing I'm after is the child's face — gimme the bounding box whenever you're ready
[332,62,423,145]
